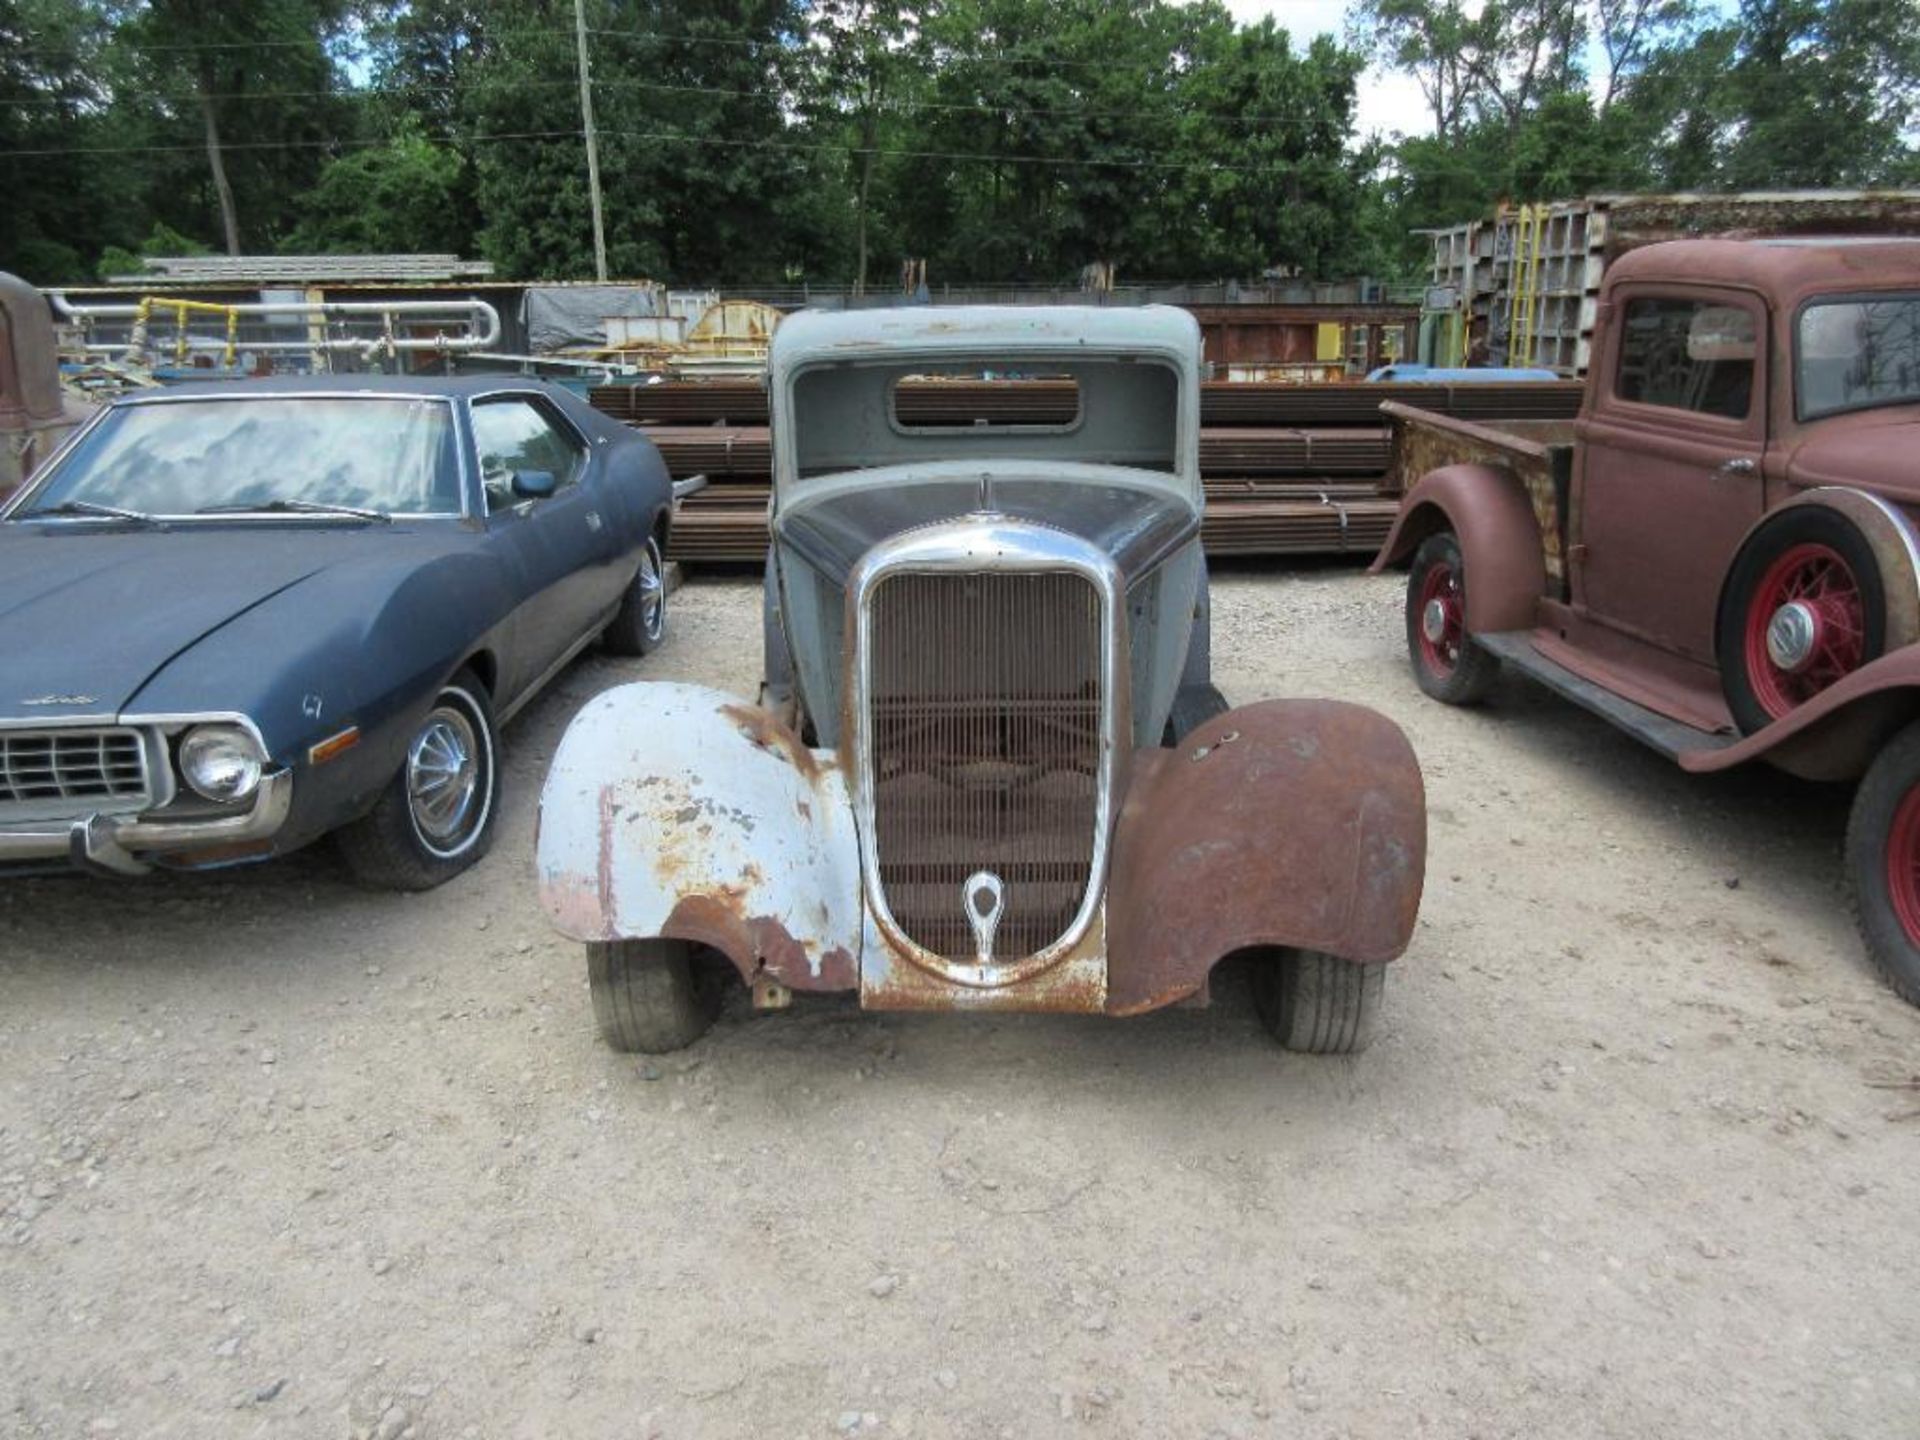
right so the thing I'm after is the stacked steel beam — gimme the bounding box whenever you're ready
[590,378,1584,563]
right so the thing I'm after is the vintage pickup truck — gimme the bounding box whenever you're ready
[538,306,1427,1055]
[1373,237,1920,1003]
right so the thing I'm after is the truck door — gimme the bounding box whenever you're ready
[1573,287,1769,663]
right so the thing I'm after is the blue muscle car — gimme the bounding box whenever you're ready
[0,375,674,888]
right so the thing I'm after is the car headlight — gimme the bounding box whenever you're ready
[179,725,265,803]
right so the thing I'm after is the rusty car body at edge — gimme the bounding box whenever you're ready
[1371,236,1920,1005]
[537,305,1426,1054]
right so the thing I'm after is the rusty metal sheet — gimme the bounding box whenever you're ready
[1105,701,1426,1016]
[859,909,1110,1014]
[535,682,860,992]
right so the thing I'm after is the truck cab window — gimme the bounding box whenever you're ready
[1615,298,1755,420]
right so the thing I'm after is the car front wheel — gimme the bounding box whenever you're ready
[1406,532,1500,705]
[588,938,726,1053]
[337,672,500,890]
[1845,721,1920,1007]
[1253,949,1385,1054]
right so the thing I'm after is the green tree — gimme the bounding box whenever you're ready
[282,121,471,254]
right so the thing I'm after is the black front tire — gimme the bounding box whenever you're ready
[604,532,668,657]
[588,939,726,1053]
[1718,507,1884,736]
[337,672,500,891]
[1845,723,1920,1007]
[1253,950,1385,1054]
[1406,532,1500,706]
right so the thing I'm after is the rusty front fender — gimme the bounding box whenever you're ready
[1369,464,1545,634]
[534,682,861,990]
[1104,701,1426,1015]
[1683,646,1920,780]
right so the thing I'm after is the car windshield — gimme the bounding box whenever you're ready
[1798,295,1920,421]
[18,396,462,519]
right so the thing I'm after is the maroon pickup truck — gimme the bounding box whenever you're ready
[1374,237,1920,1003]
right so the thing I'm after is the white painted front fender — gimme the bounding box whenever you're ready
[535,682,863,990]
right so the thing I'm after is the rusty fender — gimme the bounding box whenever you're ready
[535,682,861,990]
[1104,701,1426,1015]
[1369,463,1546,634]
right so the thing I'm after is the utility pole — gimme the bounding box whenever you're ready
[574,0,609,282]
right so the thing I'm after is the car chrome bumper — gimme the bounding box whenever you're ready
[0,768,294,875]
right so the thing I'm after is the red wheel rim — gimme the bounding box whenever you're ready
[1885,785,1920,948]
[1741,542,1866,719]
[1416,559,1465,678]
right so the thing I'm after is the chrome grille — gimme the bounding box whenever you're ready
[867,570,1103,962]
[0,728,151,819]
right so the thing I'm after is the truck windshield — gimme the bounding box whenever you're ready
[1798,296,1920,421]
[18,396,462,519]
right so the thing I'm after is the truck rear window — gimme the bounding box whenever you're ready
[1615,298,1755,420]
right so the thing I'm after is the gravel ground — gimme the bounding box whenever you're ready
[3,564,1918,1440]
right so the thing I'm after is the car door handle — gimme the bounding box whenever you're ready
[1715,457,1758,478]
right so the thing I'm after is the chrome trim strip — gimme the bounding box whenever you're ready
[848,514,1126,988]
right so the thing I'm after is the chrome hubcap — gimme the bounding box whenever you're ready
[407,705,480,845]
[639,543,664,639]
[1422,597,1450,643]
[1766,600,1819,672]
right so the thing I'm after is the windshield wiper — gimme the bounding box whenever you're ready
[194,498,392,523]
[27,499,157,525]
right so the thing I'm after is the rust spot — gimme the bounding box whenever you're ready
[663,891,857,992]
[720,702,821,782]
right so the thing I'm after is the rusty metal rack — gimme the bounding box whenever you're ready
[591,378,1584,563]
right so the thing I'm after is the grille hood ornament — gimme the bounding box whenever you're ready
[965,870,1005,963]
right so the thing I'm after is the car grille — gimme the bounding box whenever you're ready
[866,570,1104,963]
[0,728,151,821]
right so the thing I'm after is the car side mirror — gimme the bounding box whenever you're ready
[510,469,558,500]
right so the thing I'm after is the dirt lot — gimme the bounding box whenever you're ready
[4,565,1918,1440]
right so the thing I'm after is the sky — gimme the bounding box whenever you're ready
[1222,0,1438,138]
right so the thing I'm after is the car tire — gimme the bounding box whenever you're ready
[1253,949,1384,1054]
[1719,508,1885,735]
[604,532,668,656]
[337,672,499,891]
[1845,721,1920,1007]
[588,938,726,1053]
[1406,532,1500,705]
[1162,682,1230,746]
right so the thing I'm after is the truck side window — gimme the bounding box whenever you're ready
[1615,298,1755,420]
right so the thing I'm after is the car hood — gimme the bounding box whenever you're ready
[1786,410,1920,501]
[0,524,448,722]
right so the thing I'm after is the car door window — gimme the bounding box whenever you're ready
[472,398,586,511]
[1614,297,1757,420]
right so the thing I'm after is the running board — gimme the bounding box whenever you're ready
[1476,631,1737,761]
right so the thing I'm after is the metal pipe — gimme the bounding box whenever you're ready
[49,294,502,353]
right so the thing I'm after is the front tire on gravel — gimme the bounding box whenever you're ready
[1844,721,1920,1007]
[1253,950,1385,1054]
[1718,508,1884,735]
[603,531,668,656]
[588,938,726,1053]
[1406,531,1500,706]
[337,671,499,891]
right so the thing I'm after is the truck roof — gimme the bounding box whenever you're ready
[768,304,1203,384]
[1607,237,1920,302]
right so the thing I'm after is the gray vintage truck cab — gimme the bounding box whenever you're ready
[536,306,1426,1056]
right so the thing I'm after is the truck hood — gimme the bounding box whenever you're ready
[1786,411,1920,502]
[0,525,442,722]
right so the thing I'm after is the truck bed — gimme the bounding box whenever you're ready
[1381,401,1577,590]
